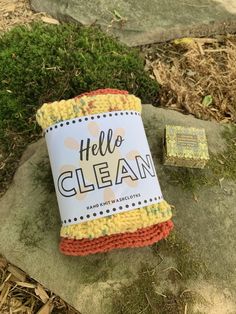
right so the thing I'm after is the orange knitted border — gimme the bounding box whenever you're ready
[75,88,128,99]
[60,220,173,256]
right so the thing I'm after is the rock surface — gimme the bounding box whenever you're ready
[30,0,236,46]
[0,106,236,313]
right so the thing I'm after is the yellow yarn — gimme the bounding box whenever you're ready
[36,92,172,239]
[61,202,172,239]
[36,94,142,129]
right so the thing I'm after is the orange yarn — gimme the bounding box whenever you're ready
[60,220,173,256]
[75,88,129,99]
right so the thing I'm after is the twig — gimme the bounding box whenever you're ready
[182,2,210,7]
[3,273,11,284]
[145,293,156,312]
[137,303,149,314]
[162,266,183,277]
[12,286,43,303]
[0,282,11,309]
[184,303,188,314]
[228,41,236,48]
[143,255,163,276]
[180,289,193,298]
[219,177,224,189]
[154,290,167,298]
[204,49,228,53]
[196,41,204,56]
[194,38,219,44]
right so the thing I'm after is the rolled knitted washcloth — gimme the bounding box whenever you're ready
[36,88,173,255]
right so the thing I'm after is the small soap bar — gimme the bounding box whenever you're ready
[163,125,209,169]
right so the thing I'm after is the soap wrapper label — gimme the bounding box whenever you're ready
[45,111,163,226]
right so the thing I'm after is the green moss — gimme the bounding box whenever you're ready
[18,158,61,247]
[0,22,159,195]
[112,265,207,314]
[32,158,54,193]
[163,125,236,192]
[112,229,210,313]
[18,195,60,248]
[79,255,110,283]
[152,230,210,281]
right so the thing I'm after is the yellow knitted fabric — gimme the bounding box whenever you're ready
[36,94,142,129]
[61,202,172,239]
[36,92,172,239]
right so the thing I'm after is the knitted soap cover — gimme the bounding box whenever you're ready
[60,220,173,256]
[36,89,173,241]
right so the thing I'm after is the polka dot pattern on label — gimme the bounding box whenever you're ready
[60,195,163,225]
[45,111,141,134]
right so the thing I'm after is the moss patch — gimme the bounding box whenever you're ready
[18,195,59,248]
[79,254,110,284]
[32,158,54,193]
[163,125,236,192]
[112,229,210,313]
[152,230,210,281]
[112,266,208,314]
[0,22,159,196]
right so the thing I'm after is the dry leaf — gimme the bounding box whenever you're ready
[35,284,49,303]
[9,274,22,283]
[220,118,230,123]
[173,37,194,45]
[144,58,152,72]
[196,41,205,55]
[8,297,29,313]
[219,177,224,188]
[0,257,7,268]
[3,273,12,284]
[153,67,163,85]
[202,95,213,107]
[15,281,36,289]
[37,300,53,314]
[193,194,198,202]
[7,265,26,282]
[4,4,16,12]
[41,17,60,25]
[0,282,11,308]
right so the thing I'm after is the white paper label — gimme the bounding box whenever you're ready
[45,111,163,226]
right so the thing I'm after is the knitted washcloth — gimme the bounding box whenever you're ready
[60,220,173,256]
[36,89,173,242]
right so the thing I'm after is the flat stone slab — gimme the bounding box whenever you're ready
[1,106,236,313]
[30,0,236,46]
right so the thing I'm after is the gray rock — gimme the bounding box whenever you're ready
[30,0,236,46]
[0,106,236,313]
